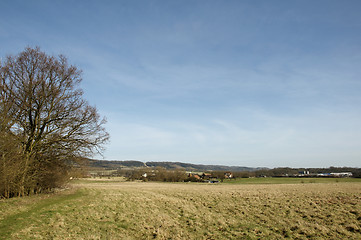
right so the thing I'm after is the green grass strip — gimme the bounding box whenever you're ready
[0,189,85,240]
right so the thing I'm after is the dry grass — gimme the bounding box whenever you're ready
[1,180,361,239]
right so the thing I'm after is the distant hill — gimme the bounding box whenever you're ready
[87,159,146,169]
[145,161,264,172]
[87,159,263,172]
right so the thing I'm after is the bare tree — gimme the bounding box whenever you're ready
[0,130,23,198]
[0,47,109,197]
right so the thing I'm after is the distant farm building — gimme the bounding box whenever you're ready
[224,172,233,179]
[317,172,353,177]
[187,172,219,183]
[202,173,212,180]
[330,172,353,177]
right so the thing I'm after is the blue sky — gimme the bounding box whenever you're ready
[1,0,361,167]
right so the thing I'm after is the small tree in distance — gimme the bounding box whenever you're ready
[0,47,109,197]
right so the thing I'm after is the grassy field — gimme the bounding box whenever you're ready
[1,179,361,239]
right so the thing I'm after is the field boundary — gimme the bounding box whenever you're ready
[0,189,85,240]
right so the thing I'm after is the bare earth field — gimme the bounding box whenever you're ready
[1,179,361,239]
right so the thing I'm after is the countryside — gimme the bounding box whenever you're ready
[2,1,361,239]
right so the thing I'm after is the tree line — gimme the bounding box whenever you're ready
[118,167,188,182]
[112,168,254,182]
[91,166,360,182]
[0,47,108,198]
